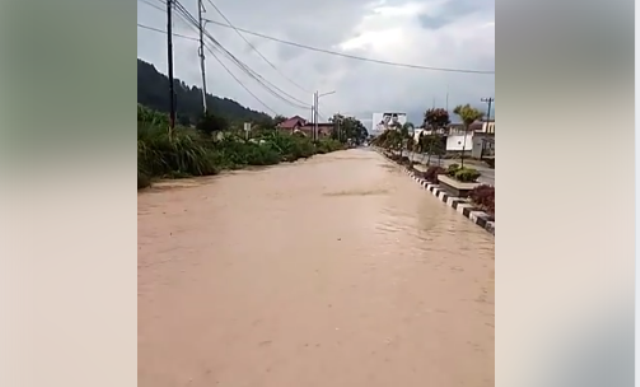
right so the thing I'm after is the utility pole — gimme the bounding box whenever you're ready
[480,97,494,161]
[197,0,207,114]
[166,0,176,131]
[445,84,449,112]
[481,97,494,121]
[313,91,319,141]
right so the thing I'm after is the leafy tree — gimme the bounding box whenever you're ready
[253,116,276,130]
[401,122,415,137]
[371,129,402,151]
[424,108,450,132]
[273,115,287,125]
[397,122,415,158]
[453,104,484,168]
[331,114,368,145]
[420,134,446,165]
[423,108,450,165]
[196,112,229,136]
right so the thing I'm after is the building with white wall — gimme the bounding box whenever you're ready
[446,134,474,151]
[414,119,495,153]
[445,119,495,152]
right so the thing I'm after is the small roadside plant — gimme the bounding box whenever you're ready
[423,165,447,183]
[469,184,495,217]
[447,164,480,183]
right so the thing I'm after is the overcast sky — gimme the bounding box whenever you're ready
[137,0,494,127]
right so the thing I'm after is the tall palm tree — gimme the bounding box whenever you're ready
[453,104,484,168]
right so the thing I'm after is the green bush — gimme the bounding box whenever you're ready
[137,107,345,189]
[447,164,460,175]
[138,122,220,178]
[453,167,481,183]
[316,138,344,154]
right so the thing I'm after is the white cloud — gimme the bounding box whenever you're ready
[137,0,494,126]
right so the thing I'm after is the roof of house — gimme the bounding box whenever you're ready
[278,115,307,129]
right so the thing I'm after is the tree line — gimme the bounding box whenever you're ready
[138,59,271,127]
[371,104,485,167]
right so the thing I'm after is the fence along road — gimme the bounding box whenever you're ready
[138,148,495,387]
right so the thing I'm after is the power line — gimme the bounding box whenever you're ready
[140,0,311,109]
[138,23,197,41]
[140,0,493,74]
[172,1,309,110]
[138,0,163,13]
[204,0,312,94]
[203,19,495,75]
[206,46,278,114]
[138,8,279,114]
[173,3,304,108]
[172,1,286,114]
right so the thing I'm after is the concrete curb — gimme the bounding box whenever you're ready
[372,148,495,235]
[402,168,495,235]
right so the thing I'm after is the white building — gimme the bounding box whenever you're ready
[445,120,494,152]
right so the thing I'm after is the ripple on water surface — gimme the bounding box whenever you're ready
[138,149,494,387]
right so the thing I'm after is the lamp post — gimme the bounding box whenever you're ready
[313,90,336,140]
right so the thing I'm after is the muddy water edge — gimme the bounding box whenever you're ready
[138,148,495,387]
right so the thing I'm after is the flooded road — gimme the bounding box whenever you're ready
[138,149,495,387]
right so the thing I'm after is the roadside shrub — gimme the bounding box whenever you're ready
[316,138,344,154]
[424,166,447,183]
[137,123,219,178]
[453,167,481,183]
[469,184,495,216]
[399,156,411,165]
[137,106,345,189]
[241,142,282,166]
[447,164,460,175]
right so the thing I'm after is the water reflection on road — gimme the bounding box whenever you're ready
[138,148,495,387]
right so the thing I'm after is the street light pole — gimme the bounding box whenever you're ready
[166,0,176,131]
[313,90,336,141]
[197,0,208,114]
[313,91,318,141]
[480,97,494,161]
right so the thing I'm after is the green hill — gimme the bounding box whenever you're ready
[137,59,271,126]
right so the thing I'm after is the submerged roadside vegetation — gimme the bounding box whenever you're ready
[137,106,345,189]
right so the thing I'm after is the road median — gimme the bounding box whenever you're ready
[374,147,495,235]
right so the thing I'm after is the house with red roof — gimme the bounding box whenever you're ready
[277,115,334,138]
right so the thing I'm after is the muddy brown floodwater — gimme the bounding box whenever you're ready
[138,149,495,387]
